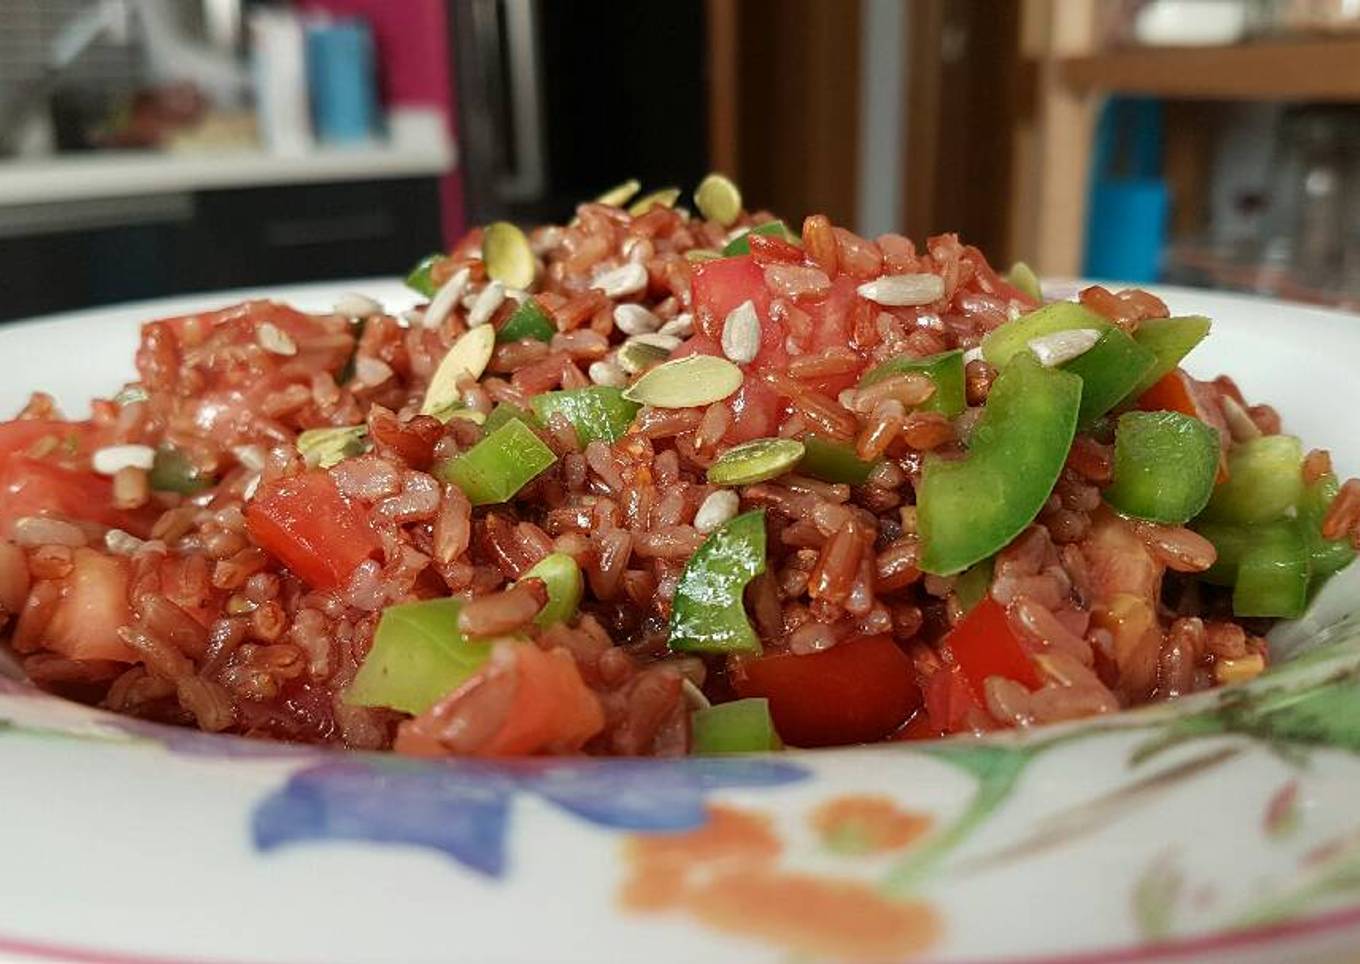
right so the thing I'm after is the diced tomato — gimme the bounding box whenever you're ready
[41,548,137,662]
[481,645,605,756]
[690,256,773,342]
[669,334,785,443]
[1138,369,1230,482]
[920,663,984,736]
[941,597,1041,701]
[244,470,381,590]
[732,635,921,747]
[1136,370,1197,418]
[0,419,96,461]
[0,457,159,538]
[963,245,1040,309]
[1078,506,1165,700]
[395,642,605,758]
[157,554,222,628]
[891,707,941,741]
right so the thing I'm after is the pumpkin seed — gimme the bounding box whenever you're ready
[694,173,742,227]
[622,354,743,408]
[297,425,369,469]
[595,178,641,207]
[617,338,671,374]
[627,187,681,217]
[1006,261,1042,302]
[421,324,496,417]
[708,438,806,486]
[482,221,536,290]
[684,248,723,263]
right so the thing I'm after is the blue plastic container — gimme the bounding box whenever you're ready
[1083,98,1169,283]
[305,19,379,145]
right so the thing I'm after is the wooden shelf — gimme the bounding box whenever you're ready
[1061,38,1360,101]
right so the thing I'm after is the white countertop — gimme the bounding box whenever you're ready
[0,118,455,208]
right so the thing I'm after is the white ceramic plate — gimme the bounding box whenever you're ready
[2,283,1360,964]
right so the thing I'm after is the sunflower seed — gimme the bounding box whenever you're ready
[467,281,507,328]
[422,266,471,330]
[333,292,383,318]
[587,359,627,388]
[354,356,394,386]
[658,312,694,338]
[104,528,148,556]
[721,300,760,364]
[1027,328,1101,367]
[613,303,661,335]
[857,273,946,307]
[694,489,741,533]
[591,262,649,299]
[256,322,297,356]
[92,444,156,475]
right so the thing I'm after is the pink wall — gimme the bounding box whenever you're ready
[296,0,465,243]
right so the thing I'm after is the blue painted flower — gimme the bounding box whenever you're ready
[252,755,808,878]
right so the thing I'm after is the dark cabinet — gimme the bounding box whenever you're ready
[0,176,443,323]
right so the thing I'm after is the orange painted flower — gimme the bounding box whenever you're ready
[620,805,780,911]
[685,866,941,960]
[812,794,934,855]
[620,804,942,960]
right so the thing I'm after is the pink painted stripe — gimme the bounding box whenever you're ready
[944,900,1360,964]
[3,898,1358,964]
[0,933,254,964]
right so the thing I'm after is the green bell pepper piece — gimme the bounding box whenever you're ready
[692,698,783,753]
[1234,523,1310,618]
[953,559,994,614]
[405,252,444,298]
[435,418,557,505]
[1127,316,1211,399]
[497,299,556,343]
[345,598,493,715]
[1195,520,1286,587]
[1299,472,1357,579]
[982,302,1156,425]
[1104,411,1220,524]
[669,510,767,653]
[519,552,583,627]
[530,386,640,445]
[483,402,537,434]
[1062,328,1157,428]
[858,349,966,417]
[918,353,1082,575]
[980,302,1109,367]
[148,444,214,494]
[1201,435,1304,525]
[721,220,798,257]
[799,435,878,485]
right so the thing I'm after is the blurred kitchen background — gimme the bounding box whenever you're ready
[0,0,1358,322]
